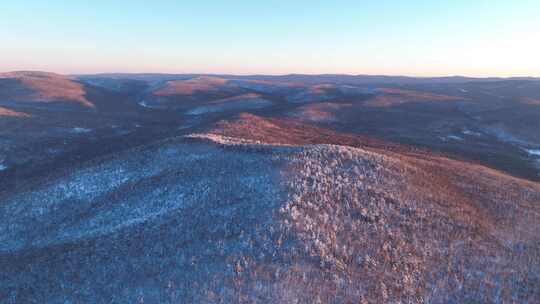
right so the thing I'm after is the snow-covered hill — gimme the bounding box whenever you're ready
[2,134,539,303]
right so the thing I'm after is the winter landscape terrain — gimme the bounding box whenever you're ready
[1,71,540,303]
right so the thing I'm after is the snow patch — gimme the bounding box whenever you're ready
[440,135,464,142]
[0,156,7,171]
[462,129,482,137]
[71,127,92,134]
[138,100,157,108]
[525,149,540,157]
[523,148,540,175]
[484,127,531,146]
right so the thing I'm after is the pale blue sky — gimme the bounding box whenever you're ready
[1,1,539,76]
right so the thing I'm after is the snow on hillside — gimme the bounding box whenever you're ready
[527,149,540,156]
[0,159,7,171]
[1,135,539,303]
[70,127,92,134]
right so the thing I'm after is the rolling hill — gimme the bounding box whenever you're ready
[0,71,94,109]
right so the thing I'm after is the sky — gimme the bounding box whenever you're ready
[1,0,539,77]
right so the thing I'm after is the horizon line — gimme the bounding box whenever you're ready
[2,70,540,80]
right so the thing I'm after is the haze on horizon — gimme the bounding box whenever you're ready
[1,0,539,77]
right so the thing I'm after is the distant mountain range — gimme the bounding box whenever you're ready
[75,72,540,84]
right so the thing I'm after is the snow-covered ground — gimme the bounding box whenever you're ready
[2,134,539,303]
[0,140,281,253]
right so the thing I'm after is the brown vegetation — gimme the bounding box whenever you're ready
[0,106,30,118]
[154,76,230,96]
[522,97,540,105]
[209,113,435,157]
[0,71,93,108]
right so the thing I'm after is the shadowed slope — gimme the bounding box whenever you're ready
[186,93,273,115]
